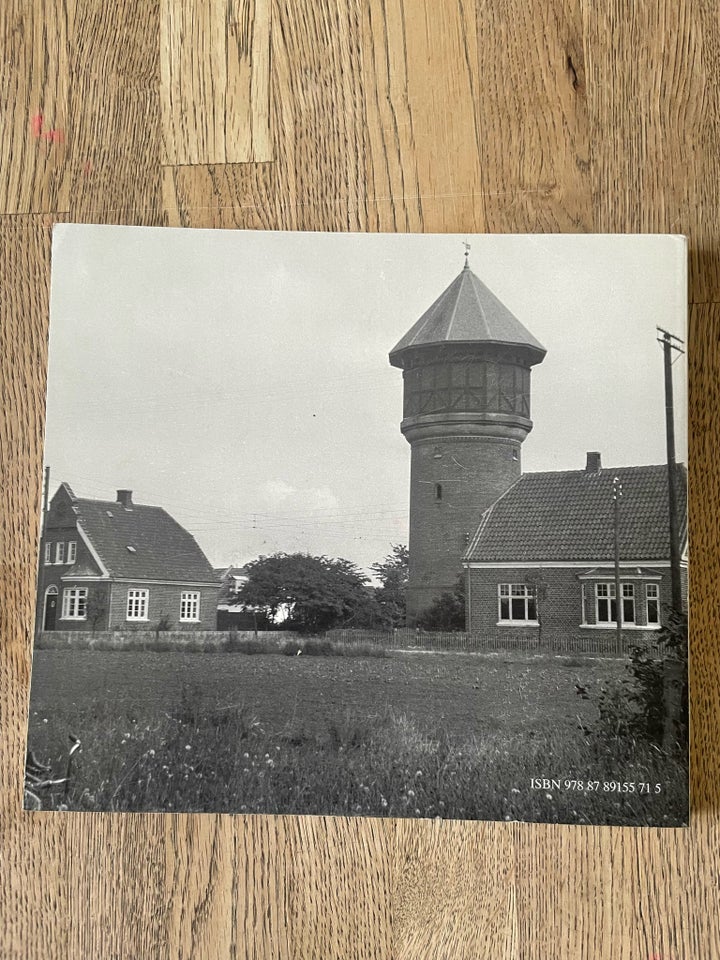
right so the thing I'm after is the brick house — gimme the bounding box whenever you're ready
[463,455,687,643]
[36,483,219,634]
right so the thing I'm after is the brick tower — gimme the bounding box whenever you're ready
[390,253,546,624]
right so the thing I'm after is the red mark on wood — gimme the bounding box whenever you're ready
[31,113,64,145]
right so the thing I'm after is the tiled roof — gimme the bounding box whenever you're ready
[389,264,546,364]
[74,495,217,582]
[464,464,687,563]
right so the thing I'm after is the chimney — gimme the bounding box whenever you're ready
[585,452,602,474]
[117,489,133,509]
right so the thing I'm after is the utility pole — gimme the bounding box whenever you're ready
[35,466,50,637]
[42,465,50,527]
[612,476,623,654]
[656,327,685,612]
[656,327,686,752]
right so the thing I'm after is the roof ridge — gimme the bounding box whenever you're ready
[445,271,469,341]
[77,496,165,511]
[519,463,674,479]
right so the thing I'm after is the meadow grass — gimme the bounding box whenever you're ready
[33,696,687,826]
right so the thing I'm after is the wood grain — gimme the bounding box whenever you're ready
[1,0,720,957]
[160,0,271,165]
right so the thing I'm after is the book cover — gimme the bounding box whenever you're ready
[25,227,689,826]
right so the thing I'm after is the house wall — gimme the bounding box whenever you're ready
[466,565,681,643]
[107,582,218,630]
[36,507,107,632]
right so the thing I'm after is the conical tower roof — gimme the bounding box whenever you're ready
[389,263,546,366]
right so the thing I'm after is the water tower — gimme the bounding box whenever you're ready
[389,253,546,624]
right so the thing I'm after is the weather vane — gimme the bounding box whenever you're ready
[463,240,471,268]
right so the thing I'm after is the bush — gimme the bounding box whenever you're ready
[416,575,465,631]
[589,609,688,749]
[280,638,387,658]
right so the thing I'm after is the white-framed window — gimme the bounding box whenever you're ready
[646,584,660,625]
[595,583,636,624]
[180,591,200,622]
[622,583,636,623]
[61,587,87,620]
[596,583,615,623]
[44,542,52,565]
[55,541,65,564]
[498,584,537,623]
[126,589,149,621]
[67,541,77,564]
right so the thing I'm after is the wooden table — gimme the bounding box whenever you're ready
[1,2,718,956]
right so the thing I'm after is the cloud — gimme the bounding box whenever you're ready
[262,479,296,503]
[305,486,339,512]
[260,480,339,514]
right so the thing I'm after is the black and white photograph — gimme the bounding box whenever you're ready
[25,226,688,826]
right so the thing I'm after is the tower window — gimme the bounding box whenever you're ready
[434,483,442,501]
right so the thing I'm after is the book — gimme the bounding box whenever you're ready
[25,226,688,826]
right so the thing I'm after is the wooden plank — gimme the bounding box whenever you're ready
[392,821,516,959]
[160,0,271,165]
[67,0,164,224]
[163,0,371,232]
[586,0,720,300]
[0,1,71,214]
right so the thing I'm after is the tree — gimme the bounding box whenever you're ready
[416,574,466,631]
[237,553,378,635]
[85,591,107,633]
[371,544,409,628]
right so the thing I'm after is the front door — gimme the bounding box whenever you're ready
[43,591,57,630]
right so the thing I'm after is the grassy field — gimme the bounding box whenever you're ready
[25,649,688,825]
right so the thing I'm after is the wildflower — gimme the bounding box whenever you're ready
[414,809,421,816]
[407,789,415,799]
[243,752,249,759]
[42,718,48,724]
[266,758,275,768]
[380,797,388,808]
[148,749,155,757]
[185,745,192,751]
[545,793,553,800]
[415,770,423,778]
[511,788,520,794]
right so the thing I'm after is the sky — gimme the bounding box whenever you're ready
[44,227,688,575]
